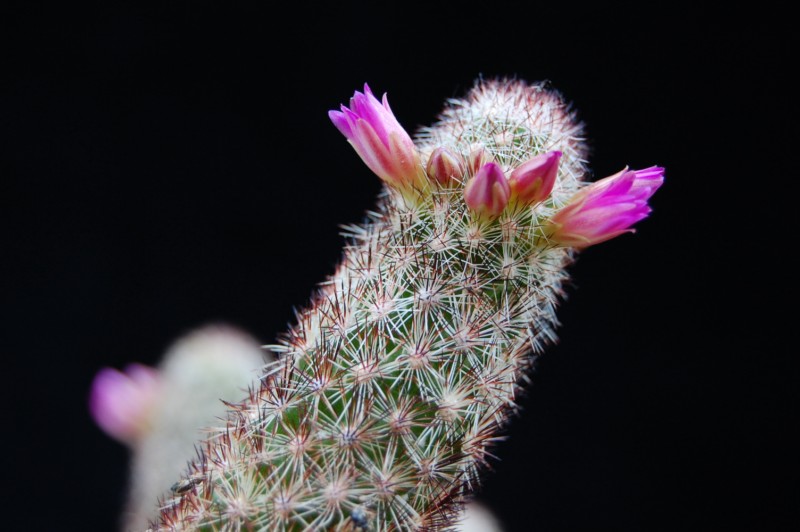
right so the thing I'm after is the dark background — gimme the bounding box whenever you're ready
[3,3,792,530]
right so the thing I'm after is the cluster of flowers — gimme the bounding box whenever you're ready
[330,85,663,248]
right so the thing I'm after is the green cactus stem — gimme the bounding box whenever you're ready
[155,79,662,531]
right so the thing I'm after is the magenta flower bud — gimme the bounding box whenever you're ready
[467,144,494,175]
[89,363,160,444]
[508,150,562,205]
[464,162,511,219]
[548,166,665,247]
[329,84,424,191]
[426,147,464,184]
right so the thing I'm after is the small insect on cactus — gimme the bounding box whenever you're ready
[93,79,663,530]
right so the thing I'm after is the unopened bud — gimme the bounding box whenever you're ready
[426,147,464,185]
[464,162,510,219]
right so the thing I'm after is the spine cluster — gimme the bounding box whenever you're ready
[151,80,660,531]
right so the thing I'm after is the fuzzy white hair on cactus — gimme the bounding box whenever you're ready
[92,79,663,531]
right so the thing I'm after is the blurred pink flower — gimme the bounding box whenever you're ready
[89,363,160,444]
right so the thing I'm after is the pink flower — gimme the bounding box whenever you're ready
[464,162,511,219]
[329,84,424,190]
[549,166,664,247]
[89,363,160,444]
[508,150,561,205]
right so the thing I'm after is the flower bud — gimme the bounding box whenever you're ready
[426,147,464,185]
[508,150,561,205]
[89,363,160,444]
[467,144,494,175]
[464,162,511,219]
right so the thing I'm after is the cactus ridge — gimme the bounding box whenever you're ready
[158,80,587,531]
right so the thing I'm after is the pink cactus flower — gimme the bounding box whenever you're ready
[464,162,511,219]
[89,363,160,444]
[508,150,562,205]
[329,84,424,191]
[548,166,664,247]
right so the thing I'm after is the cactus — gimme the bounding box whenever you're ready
[90,326,268,530]
[93,79,663,530]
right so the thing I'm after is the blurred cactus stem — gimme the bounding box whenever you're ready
[90,326,267,530]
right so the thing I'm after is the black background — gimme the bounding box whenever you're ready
[3,3,793,530]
